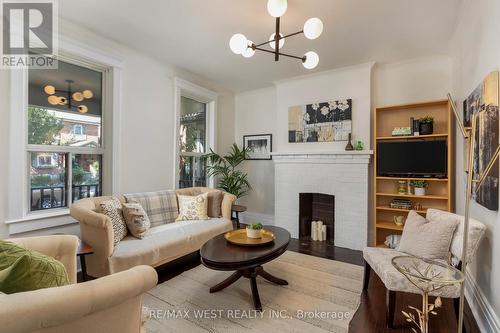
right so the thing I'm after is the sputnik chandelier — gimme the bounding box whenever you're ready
[229,0,323,69]
[43,79,94,113]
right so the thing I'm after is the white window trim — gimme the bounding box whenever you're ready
[173,78,217,189]
[6,35,123,234]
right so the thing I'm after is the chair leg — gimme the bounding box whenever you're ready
[386,289,396,329]
[363,260,371,291]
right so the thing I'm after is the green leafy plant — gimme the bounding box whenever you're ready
[204,143,252,198]
[246,223,263,230]
[28,107,64,145]
[410,180,429,189]
[419,116,434,124]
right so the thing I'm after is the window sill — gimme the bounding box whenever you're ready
[6,208,71,224]
[5,209,77,235]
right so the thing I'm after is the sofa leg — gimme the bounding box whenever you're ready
[363,260,371,291]
[386,289,396,329]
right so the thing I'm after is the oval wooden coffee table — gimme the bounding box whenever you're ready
[200,226,290,311]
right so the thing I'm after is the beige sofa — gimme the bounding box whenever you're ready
[0,235,157,333]
[70,187,236,277]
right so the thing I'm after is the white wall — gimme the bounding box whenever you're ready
[0,19,235,239]
[451,0,500,327]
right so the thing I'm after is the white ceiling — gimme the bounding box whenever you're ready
[59,0,460,93]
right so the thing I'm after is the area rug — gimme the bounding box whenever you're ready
[143,251,364,333]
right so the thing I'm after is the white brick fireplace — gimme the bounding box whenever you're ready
[273,151,372,250]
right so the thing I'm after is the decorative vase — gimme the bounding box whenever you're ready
[414,187,426,196]
[246,228,262,238]
[345,133,354,151]
[398,181,407,195]
[419,122,433,135]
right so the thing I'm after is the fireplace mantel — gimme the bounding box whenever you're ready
[272,150,372,250]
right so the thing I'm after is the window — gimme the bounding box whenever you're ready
[28,59,104,211]
[178,96,208,188]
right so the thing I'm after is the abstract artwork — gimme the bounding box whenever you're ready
[463,71,499,211]
[243,134,272,160]
[288,99,352,143]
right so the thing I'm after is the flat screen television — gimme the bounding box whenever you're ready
[377,140,447,178]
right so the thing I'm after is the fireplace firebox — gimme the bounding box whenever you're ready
[299,193,335,243]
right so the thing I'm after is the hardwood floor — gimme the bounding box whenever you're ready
[83,234,479,333]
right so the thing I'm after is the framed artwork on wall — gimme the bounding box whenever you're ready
[243,134,272,160]
[288,99,352,143]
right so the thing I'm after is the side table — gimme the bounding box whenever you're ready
[231,204,247,229]
[77,239,94,282]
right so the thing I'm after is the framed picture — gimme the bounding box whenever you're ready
[243,134,272,160]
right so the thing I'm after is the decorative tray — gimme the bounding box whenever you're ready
[224,229,275,247]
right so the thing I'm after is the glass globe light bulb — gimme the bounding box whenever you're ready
[303,18,323,40]
[78,105,88,113]
[44,85,55,95]
[82,90,93,99]
[58,97,67,105]
[47,95,59,105]
[72,92,84,102]
[303,51,319,69]
[241,41,255,58]
[268,33,285,50]
[267,0,287,17]
[229,33,248,54]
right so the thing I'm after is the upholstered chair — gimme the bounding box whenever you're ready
[362,209,486,329]
[0,235,158,333]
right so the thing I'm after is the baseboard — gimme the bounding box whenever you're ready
[464,268,500,332]
[239,211,275,225]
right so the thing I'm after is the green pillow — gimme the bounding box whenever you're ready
[0,240,69,294]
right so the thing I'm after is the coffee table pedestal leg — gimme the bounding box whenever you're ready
[208,265,288,311]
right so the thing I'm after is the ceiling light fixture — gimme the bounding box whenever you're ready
[43,80,94,113]
[229,0,322,69]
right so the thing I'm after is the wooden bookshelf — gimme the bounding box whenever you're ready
[373,99,454,247]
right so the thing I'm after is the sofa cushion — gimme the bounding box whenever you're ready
[122,202,151,239]
[108,218,232,274]
[100,198,128,245]
[124,190,178,227]
[176,193,209,221]
[363,247,460,298]
[398,210,458,260]
[0,241,69,294]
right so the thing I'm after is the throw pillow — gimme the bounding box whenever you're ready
[176,193,209,221]
[124,190,178,227]
[398,210,459,260]
[0,241,69,294]
[100,198,128,245]
[122,202,151,239]
[194,190,223,217]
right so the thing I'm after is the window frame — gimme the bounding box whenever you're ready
[173,78,217,189]
[6,40,123,234]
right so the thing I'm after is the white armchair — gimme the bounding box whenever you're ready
[0,235,158,333]
[363,209,486,329]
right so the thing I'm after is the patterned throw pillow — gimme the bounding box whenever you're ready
[398,210,459,260]
[176,193,209,221]
[194,190,223,217]
[100,198,128,245]
[0,241,69,294]
[122,202,151,239]
[124,190,178,227]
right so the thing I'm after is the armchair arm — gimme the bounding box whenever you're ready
[221,192,237,220]
[9,235,79,284]
[0,265,158,333]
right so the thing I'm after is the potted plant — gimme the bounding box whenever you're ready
[204,143,252,199]
[246,223,263,238]
[419,116,434,135]
[411,180,429,196]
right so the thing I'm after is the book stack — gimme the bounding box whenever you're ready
[391,127,412,136]
[390,198,413,210]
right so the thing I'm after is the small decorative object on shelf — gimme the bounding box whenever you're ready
[413,119,420,136]
[345,133,354,150]
[354,140,364,150]
[419,116,434,135]
[393,215,405,226]
[246,223,263,238]
[407,181,412,195]
[413,202,423,210]
[391,127,412,136]
[398,180,408,195]
[411,180,429,196]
